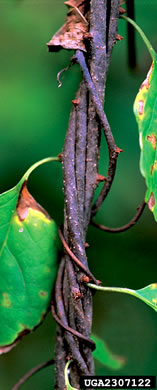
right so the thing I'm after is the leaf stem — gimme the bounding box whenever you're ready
[121,15,156,61]
[87,282,157,312]
[21,156,60,182]
[87,283,136,297]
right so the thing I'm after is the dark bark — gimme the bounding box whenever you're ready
[54,1,120,388]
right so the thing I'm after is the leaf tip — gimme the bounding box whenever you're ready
[17,183,51,222]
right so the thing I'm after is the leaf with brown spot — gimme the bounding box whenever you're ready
[47,0,89,52]
[0,158,59,353]
[150,165,154,175]
[17,183,50,221]
[148,192,155,211]
[147,134,157,150]
[124,17,157,221]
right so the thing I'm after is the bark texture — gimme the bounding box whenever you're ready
[52,1,120,388]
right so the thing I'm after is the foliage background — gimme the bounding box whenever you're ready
[0,0,157,388]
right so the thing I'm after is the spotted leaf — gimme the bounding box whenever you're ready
[0,157,59,353]
[134,55,157,219]
[123,16,157,221]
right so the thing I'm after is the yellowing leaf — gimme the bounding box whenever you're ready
[134,56,157,220]
[0,157,59,353]
[122,16,157,221]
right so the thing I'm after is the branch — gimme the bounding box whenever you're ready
[74,50,121,217]
[74,50,117,154]
[11,359,54,390]
[58,227,98,284]
[91,201,146,233]
[51,300,96,350]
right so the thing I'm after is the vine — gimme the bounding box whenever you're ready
[1,1,157,389]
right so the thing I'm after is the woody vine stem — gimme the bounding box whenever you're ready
[48,0,121,388]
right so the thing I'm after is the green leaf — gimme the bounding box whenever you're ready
[87,283,157,312]
[134,283,157,311]
[0,157,59,354]
[134,56,157,221]
[122,16,157,221]
[91,334,125,370]
[64,361,78,390]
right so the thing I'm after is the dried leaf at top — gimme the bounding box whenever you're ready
[47,0,89,52]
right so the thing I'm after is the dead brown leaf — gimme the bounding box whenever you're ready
[47,0,89,52]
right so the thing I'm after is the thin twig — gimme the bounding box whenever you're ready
[84,0,107,227]
[90,0,121,217]
[56,100,94,385]
[63,107,88,267]
[91,201,146,233]
[74,50,117,154]
[75,81,88,230]
[54,257,91,379]
[91,149,119,217]
[74,50,120,217]
[58,227,98,284]
[51,301,96,351]
[55,257,89,343]
[55,258,67,322]
[84,0,120,220]
[11,359,54,390]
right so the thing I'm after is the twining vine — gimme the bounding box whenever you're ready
[49,0,121,388]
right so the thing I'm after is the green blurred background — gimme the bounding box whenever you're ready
[1,0,157,388]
